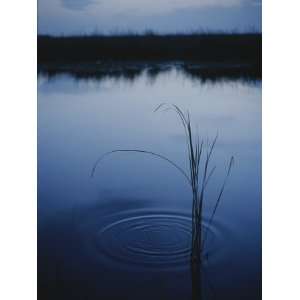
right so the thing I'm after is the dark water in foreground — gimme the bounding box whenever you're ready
[38,68,261,300]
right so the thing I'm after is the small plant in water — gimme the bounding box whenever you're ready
[91,104,234,263]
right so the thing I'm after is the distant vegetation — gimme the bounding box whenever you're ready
[38,33,261,66]
[38,33,261,81]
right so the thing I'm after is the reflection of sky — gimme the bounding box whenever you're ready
[38,71,261,298]
[38,0,261,35]
[38,70,261,219]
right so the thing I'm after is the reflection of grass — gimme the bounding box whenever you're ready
[91,105,233,261]
[38,61,261,83]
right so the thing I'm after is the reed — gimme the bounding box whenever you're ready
[91,104,234,262]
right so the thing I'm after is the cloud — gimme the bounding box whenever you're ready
[61,0,95,10]
[38,0,261,34]
[60,0,246,13]
[248,0,262,6]
[96,0,242,15]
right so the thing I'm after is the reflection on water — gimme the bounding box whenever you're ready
[38,68,261,300]
[39,61,261,84]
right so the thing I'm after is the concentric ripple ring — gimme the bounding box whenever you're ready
[87,211,216,271]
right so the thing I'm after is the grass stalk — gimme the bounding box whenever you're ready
[92,104,234,262]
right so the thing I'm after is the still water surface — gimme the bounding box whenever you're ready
[38,69,261,300]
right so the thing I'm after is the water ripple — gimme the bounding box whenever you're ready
[79,209,220,271]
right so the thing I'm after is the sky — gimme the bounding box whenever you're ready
[38,0,261,35]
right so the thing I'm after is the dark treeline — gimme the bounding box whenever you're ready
[38,33,261,67]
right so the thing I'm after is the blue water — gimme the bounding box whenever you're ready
[38,69,261,300]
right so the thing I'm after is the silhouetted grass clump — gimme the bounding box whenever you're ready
[91,105,234,263]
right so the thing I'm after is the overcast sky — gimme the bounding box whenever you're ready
[38,0,261,35]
